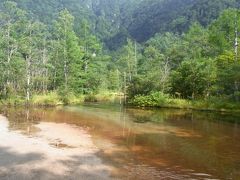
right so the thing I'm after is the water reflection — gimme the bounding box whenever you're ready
[0,105,240,179]
[0,112,112,180]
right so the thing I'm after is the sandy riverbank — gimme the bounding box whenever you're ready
[0,115,112,180]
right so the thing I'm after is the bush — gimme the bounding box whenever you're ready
[130,92,170,107]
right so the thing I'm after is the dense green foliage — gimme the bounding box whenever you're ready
[129,9,240,108]
[0,1,113,104]
[5,0,240,47]
[0,1,240,109]
[127,0,239,42]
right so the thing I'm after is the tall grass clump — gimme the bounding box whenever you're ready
[31,92,62,106]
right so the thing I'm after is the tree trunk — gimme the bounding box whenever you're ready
[134,41,138,75]
[234,12,239,102]
[124,72,127,104]
[63,22,68,90]
[26,56,31,104]
[42,38,48,93]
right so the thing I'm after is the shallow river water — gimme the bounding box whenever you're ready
[0,104,240,180]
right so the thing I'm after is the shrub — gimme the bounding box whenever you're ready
[130,92,170,107]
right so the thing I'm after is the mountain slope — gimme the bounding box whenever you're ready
[4,0,240,46]
[126,0,238,42]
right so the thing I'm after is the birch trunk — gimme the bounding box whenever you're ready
[63,22,68,90]
[234,12,239,102]
[26,56,31,103]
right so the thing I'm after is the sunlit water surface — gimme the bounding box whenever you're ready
[0,104,240,179]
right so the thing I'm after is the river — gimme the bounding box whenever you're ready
[0,104,239,179]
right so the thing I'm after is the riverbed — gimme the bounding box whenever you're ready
[0,104,239,179]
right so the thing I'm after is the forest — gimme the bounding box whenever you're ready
[0,0,240,110]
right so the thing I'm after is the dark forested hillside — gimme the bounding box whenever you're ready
[7,0,239,47]
[127,0,238,42]
[9,0,129,42]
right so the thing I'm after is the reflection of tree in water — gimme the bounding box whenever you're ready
[0,106,239,179]
[118,109,240,180]
[127,107,240,126]
[192,110,240,124]
[127,108,191,124]
[0,108,43,135]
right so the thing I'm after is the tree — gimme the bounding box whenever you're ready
[184,22,211,59]
[171,59,216,99]
[19,21,48,102]
[53,9,83,91]
[0,1,26,97]
[210,9,240,101]
[119,39,138,83]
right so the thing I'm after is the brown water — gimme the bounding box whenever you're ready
[0,104,240,179]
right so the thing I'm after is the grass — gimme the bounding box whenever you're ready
[129,92,240,112]
[84,91,121,103]
[1,91,239,112]
[0,96,26,106]
[190,97,240,111]
[0,91,121,107]
[31,92,63,106]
